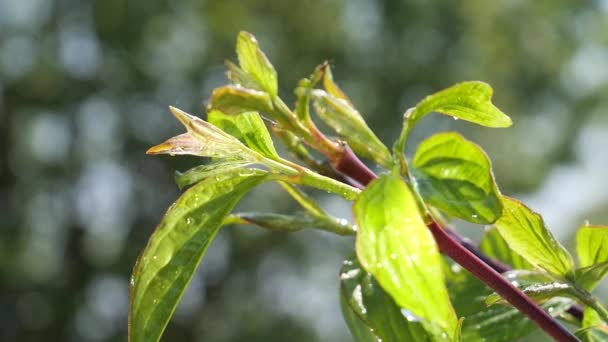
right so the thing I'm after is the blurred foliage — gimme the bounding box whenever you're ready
[1,0,607,341]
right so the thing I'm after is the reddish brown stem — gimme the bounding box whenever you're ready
[333,148,580,341]
[430,222,577,342]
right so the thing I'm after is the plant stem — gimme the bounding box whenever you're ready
[331,148,580,341]
[429,221,578,342]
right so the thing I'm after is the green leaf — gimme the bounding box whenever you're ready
[479,227,533,270]
[409,81,512,128]
[575,262,608,292]
[225,60,262,91]
[485,270,572,305]
[208,85,274,115]
[236,31,278,96]
[207,110,279,159]
[312,90,392,168]
[577,224,608,267]
[146,106,251,159]
[578,307,608,342]
[174,160,253,190]
[354,173,458,339]
[129,169,269,342]
[411,132,503,224]
[229,212,353,234]
[494,197,575,277]
[339,255,432,342]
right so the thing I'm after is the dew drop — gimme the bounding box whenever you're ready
[390,253,397,260]
[152,255,158,260]
[153,299,158,304]
[453,116,459,121]
[471,214,478,219]
[376,262,384,269]
[186,217,195,225]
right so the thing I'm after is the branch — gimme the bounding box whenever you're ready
[332,147,580,341]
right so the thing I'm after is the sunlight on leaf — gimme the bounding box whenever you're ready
[340,255,432,342]
[129,169,269,342]
[174,159,253,190]
[409,81,512,128]
[236,31,278,96]
[480,227,533,270]
[146,106,251,159]
[494,197,574,276]
[354,173,458,339]
[208,85,274,115]
[412,132,502,224]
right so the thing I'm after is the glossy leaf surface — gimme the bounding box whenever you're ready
[147,107,250,159]
[412,132,502,224]
[494,197,574,276]
[209,85,273,115]
[129,169,269,342]
[409,81,512,127]
[208,110,278,159]
[485,270,572,305]
[313,90,392,168]
[340,256,431,342]
[479,227,533,270]
[578,307,608,342]
[236,31,278,96]
[174,160,252,190]
[575,262,608,292]
[354,173,458,338]
[225,60,261,90]
[576,225,608,290]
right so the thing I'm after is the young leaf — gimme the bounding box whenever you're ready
[208,85,274,115]
[479,227,533,270]
[129,168,269,342]
[312,90,392,168]
[207,110,279,159]
[236,31,278,96]
[146,106,252,159]
[354,173,458,339]
[322,64,351,103]
[225,60,262,90]
[409,81,512,128]
[175,160,253,190]
[340,256,432,342]
[494,197,574,277]
[229,212,355,235]
[411,132,503,224]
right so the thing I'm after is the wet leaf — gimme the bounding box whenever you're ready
[409,81,512,127]
[494,197,574,277]
[354,172,458,339]
[175,159,253,190]
[129,169,269,342]
[578,307,608,342]
[340,255,432,342]
[236,31,278,96]
[485,270,572,305]
[225,60,261,90]
[412,132,503,224]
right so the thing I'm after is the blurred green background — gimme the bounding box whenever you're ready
[1,0,608,341]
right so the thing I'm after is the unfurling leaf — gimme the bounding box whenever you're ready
[312,90,392,168]
[480,227,533,270]
[412,132,502,224]
[208,110,279,159]
[147,106,251,159]
[494,197,574,277]
[225,60,262,91]
[409,81,512,128]
[175,160,253,190]
[354,172,458,339]
[236,31,278,96]
[129,168,269,342]
[208,85,274,115]
[340,255,432,342]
